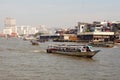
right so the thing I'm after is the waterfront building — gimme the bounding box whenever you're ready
[111,21,120,41]
[3,28,12,35]
[36,25,49,34]
[61,34,78,41]
[77,22,88,34]
[17,25,49,36]
[90,24,103,32]
[77,21,115,43]
[3,17,17,37]
[77,32,114,42]
[3,17,17,35]
[17,25,38,36]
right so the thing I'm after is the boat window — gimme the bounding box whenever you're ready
[77,48,81,52]
[82,47,86,51]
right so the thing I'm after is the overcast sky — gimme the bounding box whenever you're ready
[0,0,120,31]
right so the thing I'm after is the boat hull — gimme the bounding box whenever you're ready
[47,49,100,58]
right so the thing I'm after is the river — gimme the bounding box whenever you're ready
[0,38,120,80]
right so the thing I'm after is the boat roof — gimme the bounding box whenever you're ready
[48,44,92,48]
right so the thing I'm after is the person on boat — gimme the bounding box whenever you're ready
[82,46,90,52]
[66,48,69,52]
[86,46,91,52]
[77,48,81,52]
[82,47,86,52]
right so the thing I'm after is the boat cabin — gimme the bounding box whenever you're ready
[47,44,93,52]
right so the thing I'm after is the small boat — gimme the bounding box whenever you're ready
[30,40,39,45]
[46,44,100,58]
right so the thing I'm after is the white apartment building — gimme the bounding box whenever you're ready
[77,22,88,34]
[17,25,49,36]
[3,17,49,36]
[3,28,12,35]
[36,25,49,34]
[17,25,38,35]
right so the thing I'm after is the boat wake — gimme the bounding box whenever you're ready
[32,50,46,53]
[112,45,120,48]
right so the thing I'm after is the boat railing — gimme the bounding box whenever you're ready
[48,44,93,52]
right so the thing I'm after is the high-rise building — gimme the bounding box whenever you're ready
[4,17,17,34]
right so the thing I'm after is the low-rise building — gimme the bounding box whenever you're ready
[77,32,114,43]
[3,28,12,35]
[76,21,115,43]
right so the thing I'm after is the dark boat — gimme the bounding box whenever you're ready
[46,44,100,58]
[30,40,39,45]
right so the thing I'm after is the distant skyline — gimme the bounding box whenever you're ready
[0,0,120,32]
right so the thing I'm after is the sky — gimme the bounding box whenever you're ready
[0,0,120,31]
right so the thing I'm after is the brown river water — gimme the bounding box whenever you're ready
[0,38,120,80]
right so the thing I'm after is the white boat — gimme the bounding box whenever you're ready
[46,44,100,58]
[23,36,36,41]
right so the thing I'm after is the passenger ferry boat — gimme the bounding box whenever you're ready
[46,44,100,58]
